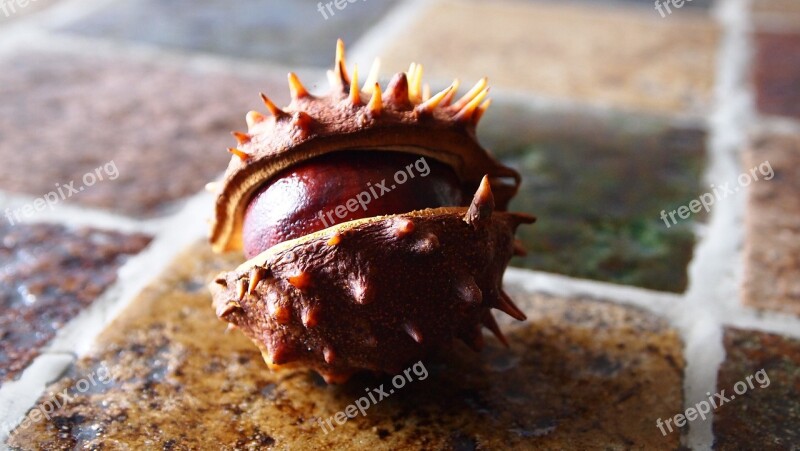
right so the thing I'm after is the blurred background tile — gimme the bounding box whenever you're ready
[742,133,800,315]
[380,0,719,115]
[0,223,151,384]
[481,101,706,292]
[0,51,283,217]
[58,0,401,67]
[8,242,684,449]
[713,328,800,449]
[753,32,800,119]
[0,0,60,24]
[753,0,800,15]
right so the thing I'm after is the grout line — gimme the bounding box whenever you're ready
[4,30,322,81]
[751,115,800,135]
[504,268,681,317]
[722,310,800,340]
[0,0,116,36]
[680,0,754,449]
[0,190,162,235]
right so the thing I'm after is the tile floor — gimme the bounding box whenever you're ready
[1,0,798,449]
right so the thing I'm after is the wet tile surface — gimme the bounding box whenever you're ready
[0,51,281,217]
[742,133,800,315]
[7,242,684,450]
[0,223,151,384]
[58,0,399,67]
[481,102,706,293]
[754,32,800,119]
[381,0,719,114]
[713,328,800,449]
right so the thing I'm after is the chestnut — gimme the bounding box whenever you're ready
[242,151,465,259]
[208,40,534,383]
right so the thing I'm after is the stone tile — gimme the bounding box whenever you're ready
[480,101,706,293]
[0,51,284,217]
[381,0,719,115]
[742,133,800,315]
[713,328,800,449]
[7,243,684,449]
[753,0,800,15]
[58,0,399,67]
[0,222,151,384]
[753,32,800,119]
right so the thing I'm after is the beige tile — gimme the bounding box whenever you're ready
[743,133,800,315]
[381,0,719,115]
[8,242,684,449]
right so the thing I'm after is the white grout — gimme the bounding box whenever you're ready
[0,190,161,235]
[504,268,682,317]
[680,0,755,448]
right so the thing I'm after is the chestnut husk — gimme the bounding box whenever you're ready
[208,40,534,383]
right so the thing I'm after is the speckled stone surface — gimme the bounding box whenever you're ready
[0,223,151,384]
[753,32,800,119]
[58,0,399,67]
[742,133,800,315]
[480,102,705,293]
[713,328,800,449]
[7,242,685,450]
[0,51,280,217]
[381,0,719,114]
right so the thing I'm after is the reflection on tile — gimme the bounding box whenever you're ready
[0,51,279,217]
[0,223,151,383]
[8,243,684,449]
[58,0,399,67]
[713,328,800,449]
[481,102,705,292]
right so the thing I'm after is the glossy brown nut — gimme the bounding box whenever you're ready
[242,151,464,259]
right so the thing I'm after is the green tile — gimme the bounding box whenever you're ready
[481,102,706,292]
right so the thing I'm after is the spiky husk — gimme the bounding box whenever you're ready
[210,201,534,383]
[208,41,520,253]
[208,40,534,383]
